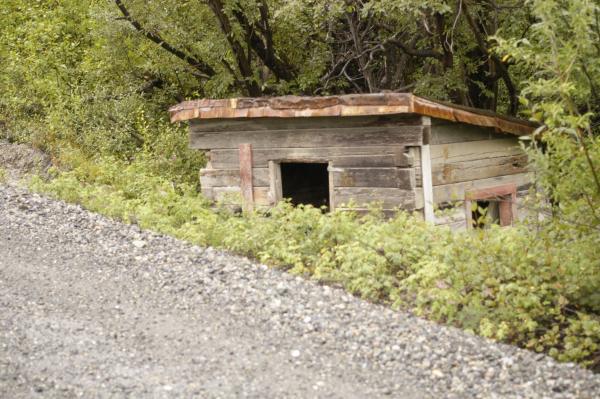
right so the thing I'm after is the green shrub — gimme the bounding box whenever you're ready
[403,226,600,367]
[29,155,600,371]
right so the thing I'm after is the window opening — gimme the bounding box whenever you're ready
[466,184,517,229]
[280,162,330,210]
[471,200,501,228]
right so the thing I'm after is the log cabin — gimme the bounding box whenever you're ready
[169,93,536,230]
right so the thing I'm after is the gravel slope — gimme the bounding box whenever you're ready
[1,183,599,398]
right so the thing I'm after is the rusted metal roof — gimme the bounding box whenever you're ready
[169,93,536,136]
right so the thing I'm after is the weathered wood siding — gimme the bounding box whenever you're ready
[191,115,530,219]
[429,119,532,228]
[193,115,423,211]
[208,146,414,169]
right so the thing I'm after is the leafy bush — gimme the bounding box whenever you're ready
[495,0,600,234]
[30,155,600,371]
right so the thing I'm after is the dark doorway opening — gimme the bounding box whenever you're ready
[280,162,330,209]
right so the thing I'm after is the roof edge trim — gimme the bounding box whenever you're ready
[169,93,536,135]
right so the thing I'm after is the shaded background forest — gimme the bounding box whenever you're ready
[0,0,597,145]
[2,0,600,370]
[0,0,577,150]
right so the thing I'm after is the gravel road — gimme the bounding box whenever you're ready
[1,183,599,398]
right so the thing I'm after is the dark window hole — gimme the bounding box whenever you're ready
[472,200,500,228]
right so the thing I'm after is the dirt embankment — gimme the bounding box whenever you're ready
[0,139,52,183]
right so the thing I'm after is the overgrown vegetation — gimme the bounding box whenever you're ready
[1,0,599,370]
[30,155,600,369]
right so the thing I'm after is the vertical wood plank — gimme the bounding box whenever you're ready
[421,116,431,145]
[511,190,518,224]
[499,200,512,226]
[465,200,473,229]
[421,144,435,222]
[239,143,254,212]
[268,161,282,205]
[328,162,335,212]
[499,190,518,226]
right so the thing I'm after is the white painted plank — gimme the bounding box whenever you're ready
[421,145,435,223]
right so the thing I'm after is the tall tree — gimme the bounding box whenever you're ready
[109,0,533,114]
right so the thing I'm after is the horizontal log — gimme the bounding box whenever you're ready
[331,167,415,189]
[411,138,523,165]
[190,114,422,132]
[432,154,528,185]
[212,186,271,206]
[430,138,522,163]
[333,208,403,219]
[199,168,269,188]
[414,155,527,187]
[331,152,414,168]
[333,187,416,210]
[434,207,467,226]
[200,186,214,201]
[191,126,423,149]
[431,121,508,144]
[209,146,415,169]
[432,173,532,204]
[437,219,468,231]
[200,169,238,187]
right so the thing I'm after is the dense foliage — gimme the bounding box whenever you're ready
[30,156,600,369]
[1,0,537,158]
[1,0,600,370]
[497,0,600,233]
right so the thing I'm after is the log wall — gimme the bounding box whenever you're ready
[429,120,532,229]
[190,115,531,222]
[192,115,423,212]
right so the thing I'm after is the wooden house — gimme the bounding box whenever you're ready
[169,93,536,229]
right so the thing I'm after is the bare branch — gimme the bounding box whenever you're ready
[463,0,518,114]
[386,34,444,60]
[204,0,261,96]
[231,2,296,81]
[113,0,215,78]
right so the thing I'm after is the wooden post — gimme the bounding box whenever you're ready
[239,143,254,212]
[498,200,512,226]
[499,189,518,226]
[465,199,473,229]
[421,144,435,223]
[268,161,282,205]
[328,162,335,212]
